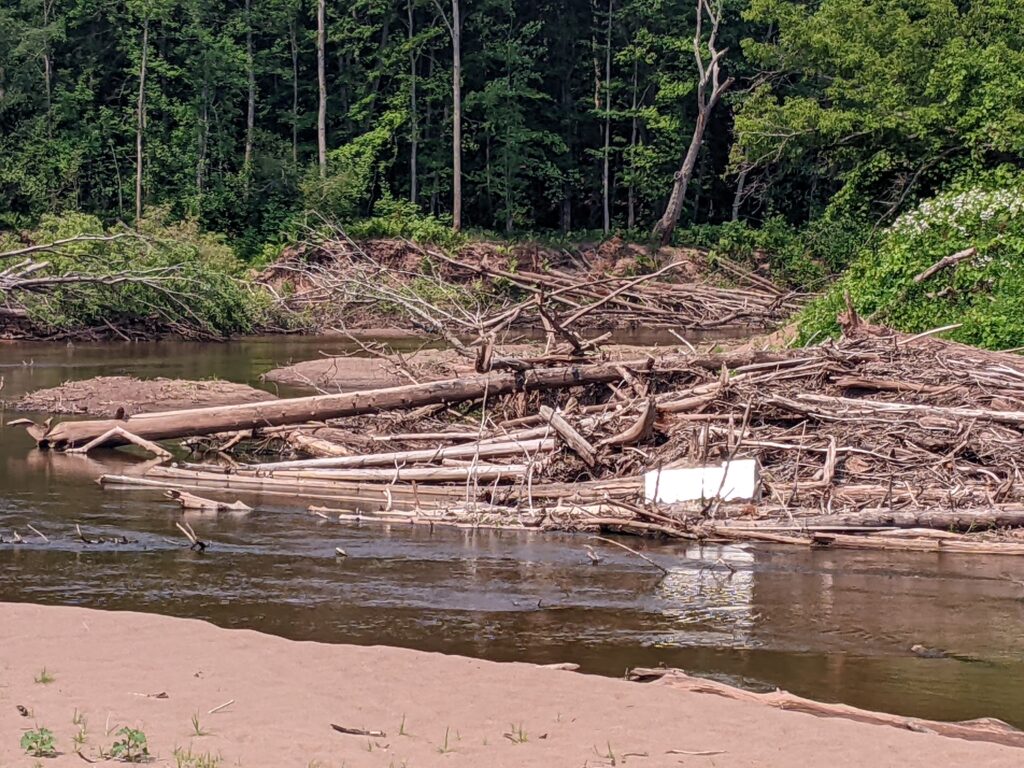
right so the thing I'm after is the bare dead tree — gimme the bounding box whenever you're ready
[651,0,734,245]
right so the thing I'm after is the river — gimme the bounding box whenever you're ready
[2,337,1023,727]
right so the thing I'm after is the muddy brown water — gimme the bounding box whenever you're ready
[2,336,1024,728]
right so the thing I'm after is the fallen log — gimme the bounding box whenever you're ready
[627,667,1024,749]
[913,247,977,284]
[203,463,526,483]
[21,350,792,450]
[717,507,1024,532]
[785,393,1024,427]
[284,430,352,458]
[538,405,596,467]
[247,438,555,471]
[165,489,252,513]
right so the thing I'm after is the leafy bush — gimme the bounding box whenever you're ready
[300,111,405,221]
[344,197,467,251]
[673,215,867,290]
[798,174,1024,348]
[0,211,271,337]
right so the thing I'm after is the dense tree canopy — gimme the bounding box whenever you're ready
[0,0,1021,254]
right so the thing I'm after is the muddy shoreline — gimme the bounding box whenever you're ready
[2,602,1020,767]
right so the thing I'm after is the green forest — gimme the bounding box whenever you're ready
[1,0,1023,342]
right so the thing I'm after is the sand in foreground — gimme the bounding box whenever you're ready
[0,602,1017,767]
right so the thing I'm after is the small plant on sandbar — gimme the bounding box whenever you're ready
[21,727,57,757]
[109,727,149,762]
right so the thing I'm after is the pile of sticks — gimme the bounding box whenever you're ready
[17,315,1024,552]
[258,228,806,335]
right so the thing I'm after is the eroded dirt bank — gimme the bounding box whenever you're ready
[0,603,1019,768]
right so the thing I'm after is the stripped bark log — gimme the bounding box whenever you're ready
[627,668,1024,749]
[165,489,252,513]
[538,405,596,467]
[28,351,791,449]
[716,507,1024,532]
[67,426,172,459]
[248,438,554,470]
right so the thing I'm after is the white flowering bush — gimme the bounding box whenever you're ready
[890,187,1024,239]
[799,174,1024,349]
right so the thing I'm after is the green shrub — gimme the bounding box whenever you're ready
[344,197,467,251]
[673,215,866,290]
[0,211,271,336]
[798,176,1024,348]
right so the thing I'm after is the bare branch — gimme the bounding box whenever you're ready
[0,232,143,261]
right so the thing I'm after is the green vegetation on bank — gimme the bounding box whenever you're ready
[0,213,269,337]
[799,172,1024,350]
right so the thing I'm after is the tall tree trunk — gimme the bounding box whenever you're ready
[602,0,613,235]
[627,58,638,230]
[408,0,418,203]
[135,16,149,224]
[652,112,705,245]
[290,19,299,166]
[244,0,255,182]
[451,0,462,231]
[316,0,327,179]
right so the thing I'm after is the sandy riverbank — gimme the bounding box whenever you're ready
[0,603,1019,767]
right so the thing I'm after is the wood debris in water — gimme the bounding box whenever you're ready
[18,311,1024,554]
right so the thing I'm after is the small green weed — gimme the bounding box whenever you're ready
[21,727,57,757]
[109,727,148,762]
[34,668,55,685]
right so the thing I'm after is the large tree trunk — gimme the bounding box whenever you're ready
[135,17,149,224]
[316,0,327,179]
[30,360,633,449]
[27,351,783,450]
[451,0,462,231]
[651,112,705,245]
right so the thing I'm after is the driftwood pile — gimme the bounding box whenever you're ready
[16,315,1024,554]
[259,231,805,334]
